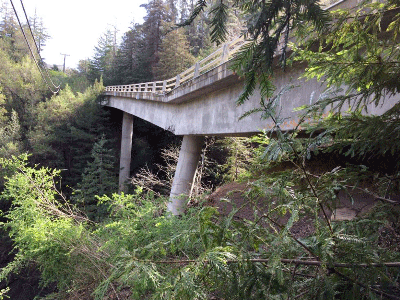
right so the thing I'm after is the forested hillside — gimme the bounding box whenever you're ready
[0,0,220,297]
[0,0,219,194]
[1,0,400,299]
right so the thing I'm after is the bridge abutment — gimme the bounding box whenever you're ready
[167,135,204,215]
[119,112,133,193]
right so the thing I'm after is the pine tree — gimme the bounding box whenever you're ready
[75,135,118,220]
[219,137,252,182]
[153,22,195,80]
[0,1,37,61]
[27,81,115,190]
[89,28,118,85]
[29,12,49,54]
[185,0,211,56]
[141,0,167,75]
[112,23,153,84]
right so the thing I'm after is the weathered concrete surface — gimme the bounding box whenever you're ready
[119,112,133,192]
[104,61,399,136]
[167,135,204,215]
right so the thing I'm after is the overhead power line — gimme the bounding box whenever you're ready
[18,0,60,90]
[9,0,60,94]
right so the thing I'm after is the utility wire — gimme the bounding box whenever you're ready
[18,0,60,91]
[9,0,60,94]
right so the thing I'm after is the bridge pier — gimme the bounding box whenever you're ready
[119,112,133,193]
[167,135,204,215]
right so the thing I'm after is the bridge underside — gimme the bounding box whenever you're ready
[106,62,396,136]
[106,64,324,136]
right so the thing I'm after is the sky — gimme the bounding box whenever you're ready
[17,0,147,69]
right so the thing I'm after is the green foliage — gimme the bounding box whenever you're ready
[292,0,400,112]
[0,287,9,300]
[89,28,118,85]
[2,142,400,299]
[48,68,92,94]
[219,137,253,181]
[93,192,205,298]
[95,0,216,86]
[2,1,400,299]
[153,23,195,80]
[0,47,48,130]
[74,135,118,220]
[27,80,115,190]
[111,23,154,85]
[0,155,90,290]
[0,109,22,159]
[209,0,229,45]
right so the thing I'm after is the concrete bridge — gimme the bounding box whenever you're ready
[103,0,398,215]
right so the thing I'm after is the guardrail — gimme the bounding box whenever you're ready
[105,37,247,95]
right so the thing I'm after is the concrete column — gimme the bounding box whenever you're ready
[167,135,204,215]
[119,112,134,193]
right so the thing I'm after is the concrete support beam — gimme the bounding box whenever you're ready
[167,135,204,215]
[119,112,133,193]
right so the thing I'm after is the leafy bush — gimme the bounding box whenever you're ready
[0,156,204,298]
[0,287,9,300]
[0,155,98,292]
[2,136,400,299]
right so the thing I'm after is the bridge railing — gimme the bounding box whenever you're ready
[105,37,248,95]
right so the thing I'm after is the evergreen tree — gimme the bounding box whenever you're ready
[219,137,252,182]
[88,28,118,85]
[0,1,26,60]
[178,0,189,23]
[29,11,49,54]
[289,0,400,170]
[141,0,167,75]
[112,23,153,84]
[75,135,118,220]
[186,0,211,56]
[153,22,195,80]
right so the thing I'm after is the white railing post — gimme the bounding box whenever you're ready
[194,62,200,78]
[222,43,229,63]
[175,74,181,88]
[162,80,167,93]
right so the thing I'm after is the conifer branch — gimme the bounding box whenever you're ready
[135,257,400,268]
